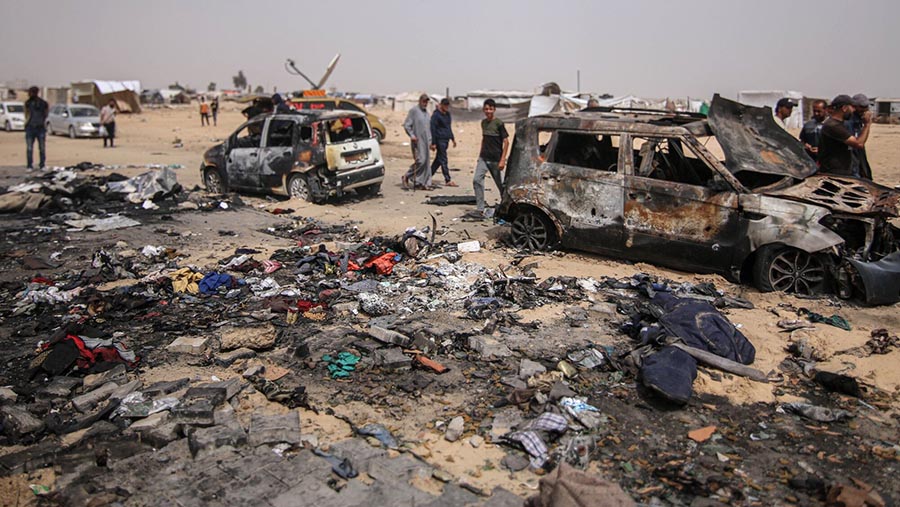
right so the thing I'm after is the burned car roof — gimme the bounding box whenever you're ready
[246,110,368,123]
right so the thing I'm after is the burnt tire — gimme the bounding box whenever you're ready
[203,167,227,194]
[753,245,827,296]
[510,210,556,250]
[288,173,315,203]
[356,183,381,198]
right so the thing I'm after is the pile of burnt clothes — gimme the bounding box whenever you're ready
[623,292,756,404]
[33,324,140,378]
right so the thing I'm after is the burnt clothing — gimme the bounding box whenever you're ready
[24,97,49,129]
[818,118,853,176]
[479,118,508,162]
[799,118,824,161]
[430,109,454,141]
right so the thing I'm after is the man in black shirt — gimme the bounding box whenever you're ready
[24,86,49,170]
[799,99,826,161]
[471,99,509,217]
[817,95,871,177]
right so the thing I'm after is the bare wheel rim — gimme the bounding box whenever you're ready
[205,170,222,193]
[511,213,549,250]
[289,176,309,200]
[768,249,825,294]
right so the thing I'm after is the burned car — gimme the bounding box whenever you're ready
[201,111,384,203]
[497,95,900,304]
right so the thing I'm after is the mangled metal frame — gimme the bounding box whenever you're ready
[498,101,900,305]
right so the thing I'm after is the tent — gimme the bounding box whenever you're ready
[71,80,142,113]
[465,90,533,122]
[737,90,804,129]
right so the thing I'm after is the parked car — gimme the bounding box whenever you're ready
[200,110,385,203]
[46,104,102,138]
[497,95,900,305]
[289,97,387,143]
[0,101,25,131]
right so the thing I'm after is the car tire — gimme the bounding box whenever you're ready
[203,167,228,194]
[4,121,10,132]
[288,173,315,203]
[510,209,556,250]
[373,128,384,144]
[356,183,381,198]
[46,122,53,135]
[68,126,76,139]
[753,245,827,296]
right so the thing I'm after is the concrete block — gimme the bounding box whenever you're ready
[214,347,256,366]
[368,326,412,347]
[188,424,247,457]
[36,376,82,400]
[468,336,512,359]
[518,358,547,380]
[142,378,190,398]
[72,382,119,413]
[0,406,44,437]
[128,411,170,433]
[83,364,127,390]
[248,411,301,447]
[171,397,217,426]
[109,379,143,401]
[373,347,412,370]
[166,336,210,354]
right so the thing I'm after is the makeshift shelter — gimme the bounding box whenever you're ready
[873,98,900,122]
[465,90,532,122]
[392,92,431,112]
[737,90,804,129]
[71,80,142,113]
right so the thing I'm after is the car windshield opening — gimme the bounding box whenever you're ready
[266,120,295,148]
[234,121,264,148]
[70,108,99,118]
[633,137,715,186]
[327,117,370,143]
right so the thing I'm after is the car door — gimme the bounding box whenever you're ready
[537,129,625,254]
[622,135,742,273]
[258,118,298,190]
[225,118,266,189]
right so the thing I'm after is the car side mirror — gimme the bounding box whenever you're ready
[62,112,69,118]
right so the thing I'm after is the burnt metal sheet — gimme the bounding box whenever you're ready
[708,94,817,179]
[766,175,900,217]
[847,251,900,305]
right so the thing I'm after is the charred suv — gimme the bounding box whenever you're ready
[498,95,900,304]
[201,111,384,203]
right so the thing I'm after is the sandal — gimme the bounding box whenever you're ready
[401,175,410,189]
[445,181,458,187]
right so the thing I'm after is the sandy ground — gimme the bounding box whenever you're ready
[1,103,900,502]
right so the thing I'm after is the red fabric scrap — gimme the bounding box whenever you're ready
[30,276,55,286]
[297,300,327,312]
[363,253,400,275]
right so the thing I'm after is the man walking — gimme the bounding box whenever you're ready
[845,94,873,179]
[211,97,219,126]
[199,98,211,126]
[430,98,457,187]
[24,86,48,170]
[799,99,827,161]
[100,99,117,148]
[402,94,433,190]
[471,99,509,217]
[818,95,871,177]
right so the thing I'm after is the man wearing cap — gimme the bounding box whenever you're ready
[402,94,433,190]
[430,98,457,187]
[799,99,827,161]
[773,98,797,129]
[844,94,872,179]
[818,95,872,177]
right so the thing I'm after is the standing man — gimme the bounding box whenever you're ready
[430,98,457,187]
[845,94,872,179]
[210,97,219,126]
[402,94,433,190]
[818,95,871,177]
[100,99,117,148]
[471,99,509,218]
[24,86,48,170]
[799,99,827,161]
[199,98,211,126]
[773,98,796,129]
[272,93,293,114]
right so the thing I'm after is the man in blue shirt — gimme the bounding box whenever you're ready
[799,99,827,162]
[430,98,457,187]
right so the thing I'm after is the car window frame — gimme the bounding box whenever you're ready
[263,117,298,149]
[229,117,268,150]
[538,128,624,175]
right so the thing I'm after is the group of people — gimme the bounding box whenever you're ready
[403,95,508,219]
[775,94,873,179]
[22,87,118,170]
[199,96,219,126]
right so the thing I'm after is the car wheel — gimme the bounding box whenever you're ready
[203,167,228,194]
[46,122,53,135]
[356,183,381,197]
[510,210,556,250]
[68,126,76,139]
[288,173,314,202]
[373,128,384,144]
[753,245,827,296]
[4,121,10,132]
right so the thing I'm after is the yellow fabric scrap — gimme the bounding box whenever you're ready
[169,267,203,294]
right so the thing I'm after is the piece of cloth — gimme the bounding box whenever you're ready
[403,106,432,187]
[803,310,851,331]
[169,267,204,294]
[479,117,508,162]
[505,413,568,469]
[25,127,46,169]
[473,158,504,211]
[799,118,824,161]
[41,334,139,372]
[525,462,635,507]
[818,117,853,176]
[24,96,48,129]
[431,138,451,183]
[362,252,400,275]
[430,108,454,141]
[323,352,360,379]
[198,272,238,295]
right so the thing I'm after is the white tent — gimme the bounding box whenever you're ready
[737,90,805,129]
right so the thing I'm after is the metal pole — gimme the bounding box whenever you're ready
[577,70,581,94]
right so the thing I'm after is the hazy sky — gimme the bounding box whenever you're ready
[3,0,899,100]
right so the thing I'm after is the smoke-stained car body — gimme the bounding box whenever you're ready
[497,95,900,304]
[200,111,384,203]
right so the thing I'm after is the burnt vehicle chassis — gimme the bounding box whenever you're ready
[200,111,385,204]
[497,96,900,305]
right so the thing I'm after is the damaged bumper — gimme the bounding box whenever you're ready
[326,163,385,193]
[843,251,900,305]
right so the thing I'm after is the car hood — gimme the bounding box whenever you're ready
[708,94,817,179]
[764,174,900,217]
